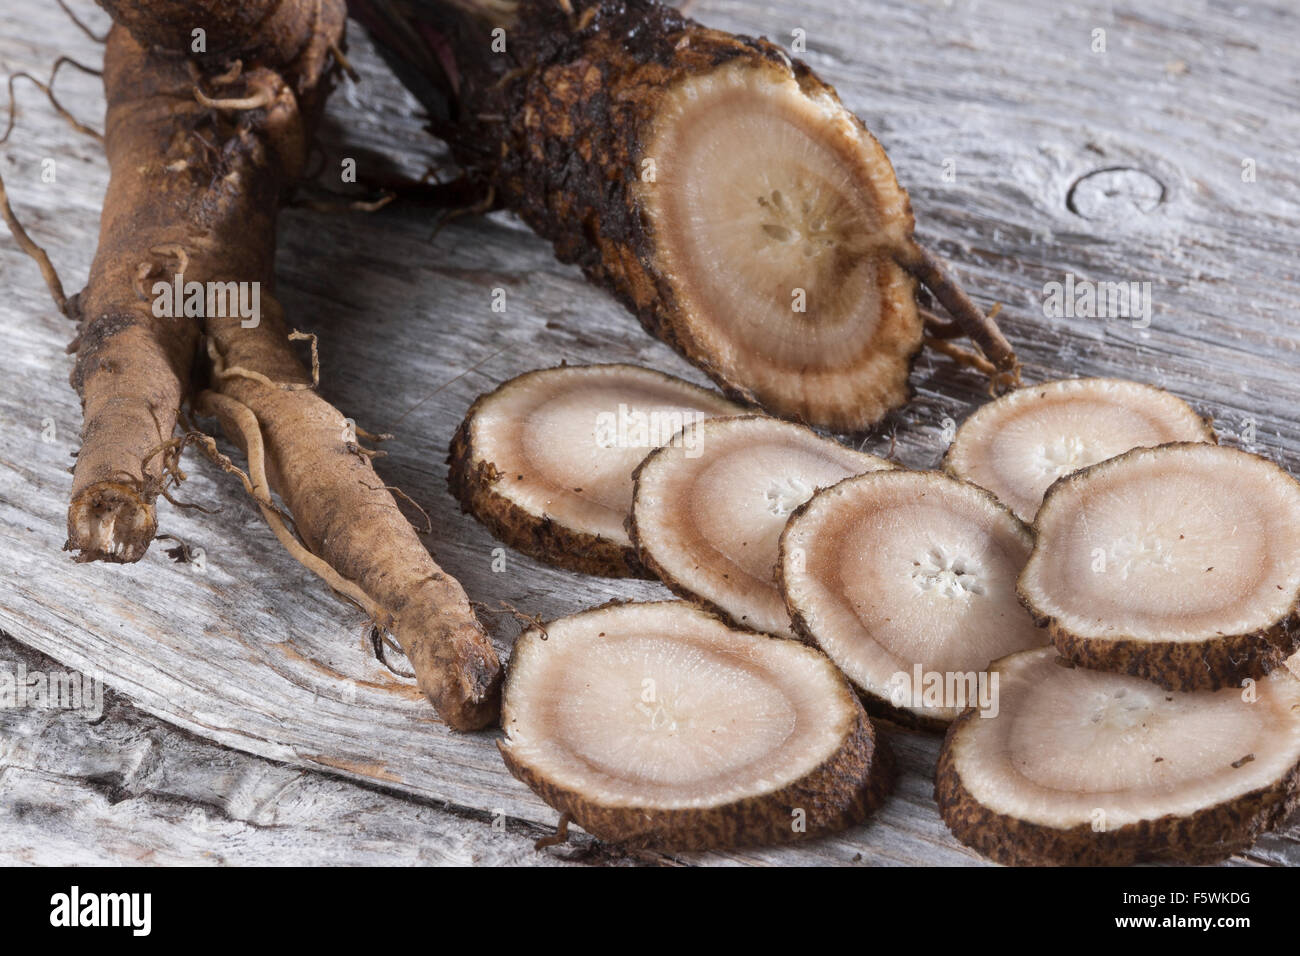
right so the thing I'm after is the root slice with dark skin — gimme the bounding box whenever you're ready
[4,0,501,728]
[936,647,1300,866]
[944,377,1214,522]
[499,600,893,850]
[449,364,741,577]
[630,416,892,639]
[780,470,1046,728]
[348,0,1018,430]
[1019,443,1300,692]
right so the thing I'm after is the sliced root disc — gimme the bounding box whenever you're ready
[634,62,922,431]
[448,364,741,576]
[631,416,892,639]
[499,600,892,850]
[936,647,1300,865]
[1020,442,1300,691]
[781,470,1046,726]
[944,377,1214,521]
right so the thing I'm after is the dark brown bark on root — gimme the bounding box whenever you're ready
[351,0,1018,421]
[1042,618,1300,693]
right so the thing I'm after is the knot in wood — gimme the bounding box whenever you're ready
[1066,166,1165,220]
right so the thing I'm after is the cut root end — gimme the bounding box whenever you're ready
[65,482,157,563]
[635,62,923,430]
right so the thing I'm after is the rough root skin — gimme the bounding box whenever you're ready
[356,0,966,429]
[63,29,211,561]
[67,0,351,563]
[72,0,503,729]
[935,703,1300,866]
[206,374,503,730]
[1038,616,1300,694]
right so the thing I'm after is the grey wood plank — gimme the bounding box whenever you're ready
[0,0,1297,865]
[0,635,598,866]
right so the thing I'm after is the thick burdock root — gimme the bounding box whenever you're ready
[64,0,349,562]
[349,0,1017,430]
[198,321,501,730]
[51,0,502,728]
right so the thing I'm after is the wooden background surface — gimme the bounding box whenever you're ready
[2,0,1298,865]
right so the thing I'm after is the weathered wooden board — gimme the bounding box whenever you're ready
[0,636,590,866]
[1,0,1298,865]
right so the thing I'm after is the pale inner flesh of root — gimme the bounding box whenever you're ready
[633,417,892,639]
[951,648,1300,830]
[471,366,738,544]
[637,63,920,425]
[945,378,1212,521]
[782,472,1044,720]
[501,602,859,810]
[1020,443,1300,643]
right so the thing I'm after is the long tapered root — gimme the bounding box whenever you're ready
[199,326,502,729]
[3,0,504,728]
[194,390,394,628]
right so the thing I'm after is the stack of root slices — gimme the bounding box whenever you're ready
[453,368,1300,861]
[631,416,894,640]
[449,364,742,576]
[941,378,1300,865]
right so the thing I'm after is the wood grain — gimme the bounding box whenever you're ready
[0,636,596,866]
[0,0,1297,865]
